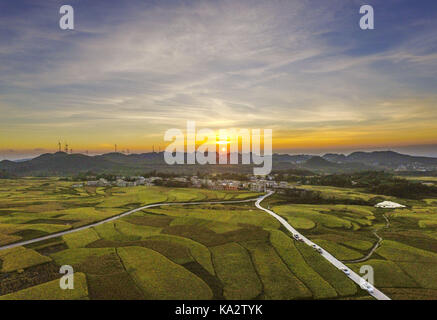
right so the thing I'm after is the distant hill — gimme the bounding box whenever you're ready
[1,150,437,176]
[0,152,118,176]
[299,156,370,173]
[322,151,437,170]
[12,158,34,163]
[0,152,256,176]
[304,156,337,168]
[322,153,348,163]
[272,154,312,163]
[96,152,164,165]
[273,151,437,172]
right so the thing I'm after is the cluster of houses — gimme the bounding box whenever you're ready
[73,176,162,188]
[73,174,289,192]
[174,176,288,191]
[394,163,430,172]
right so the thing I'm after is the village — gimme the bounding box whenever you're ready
[73,174,290,192]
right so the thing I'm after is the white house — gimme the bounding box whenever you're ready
[375,201,406,209]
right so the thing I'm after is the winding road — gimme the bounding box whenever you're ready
[0,191,391,300]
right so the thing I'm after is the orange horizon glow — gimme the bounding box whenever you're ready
[2,118,437,158]
[2,137,437,154]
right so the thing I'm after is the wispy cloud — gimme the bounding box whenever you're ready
[0,0,436,158]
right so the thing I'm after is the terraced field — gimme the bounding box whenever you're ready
[0,178,259,247]
[1,200,366,300]
[0,178,365,300]
[1,178,436,300]
[269,185,437,300]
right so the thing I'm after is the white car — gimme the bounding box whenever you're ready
[362,282,374,293]
[342,268,350,275]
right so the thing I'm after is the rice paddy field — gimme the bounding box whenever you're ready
[1,178,437,300]
[0,178,260,247]
[269,185,437,300]
[401,176,437,183]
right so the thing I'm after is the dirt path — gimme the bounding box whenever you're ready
[343,213,390,264]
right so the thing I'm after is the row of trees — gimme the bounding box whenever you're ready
[302,171,437,200]
[0,170,15,179]
[369,180,437,199]
[280,188,374,205]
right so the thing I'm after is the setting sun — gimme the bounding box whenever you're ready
[217,140,229,145]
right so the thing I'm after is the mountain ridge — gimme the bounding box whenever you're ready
[1,150,437,176]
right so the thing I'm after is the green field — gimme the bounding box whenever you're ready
[1,178,437,299]
[0,178,261,247]
[0,272,89,300]
[402,176,437,183]
[269,184,437,299]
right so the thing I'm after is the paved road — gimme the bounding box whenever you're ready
[0,198,257,251]
[255,191,391,301]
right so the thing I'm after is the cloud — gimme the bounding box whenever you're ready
[0,0,436,156]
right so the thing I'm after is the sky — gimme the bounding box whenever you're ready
[0,0,436,160]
